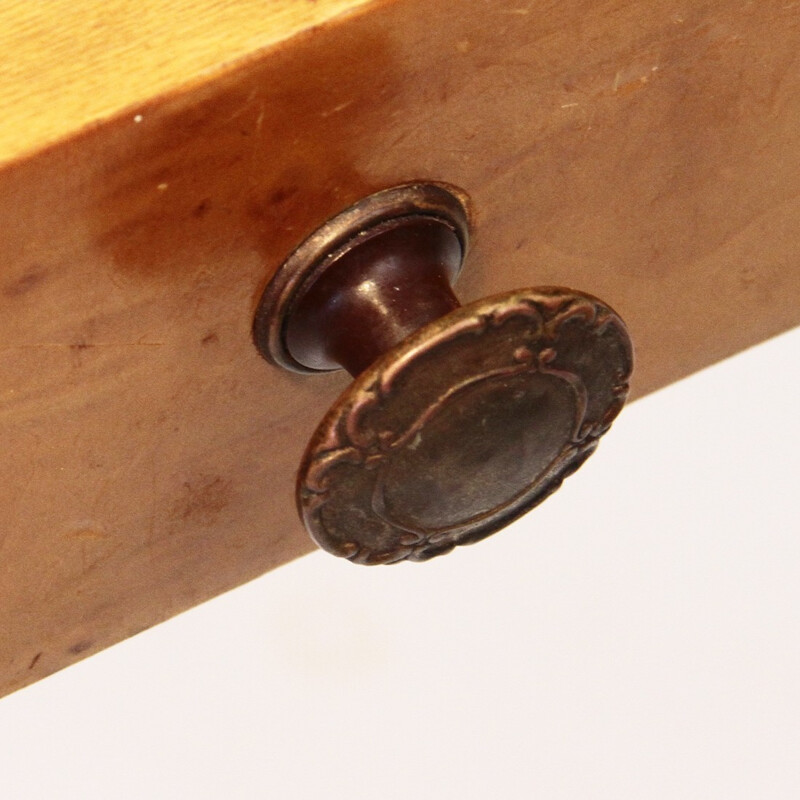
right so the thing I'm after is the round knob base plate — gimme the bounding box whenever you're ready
[253,183,470,374]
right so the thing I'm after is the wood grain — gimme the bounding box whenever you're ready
[0,0,372,163]
[2,0,800,697]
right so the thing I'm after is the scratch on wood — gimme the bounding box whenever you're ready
[0,342,165,351]
[65,526,110,542]
[612,65,659,95]
[222,87,259,124]
[320,100,354,118]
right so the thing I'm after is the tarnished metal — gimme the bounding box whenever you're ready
[254,184,633,564]
[253,182,470,374]
[298,288,632,563]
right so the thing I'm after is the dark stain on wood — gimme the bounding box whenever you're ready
[173,475,233,525]
[3,266,48,298]
[82,24,388,285]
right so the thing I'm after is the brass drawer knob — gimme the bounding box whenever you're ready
[254,184,633,564]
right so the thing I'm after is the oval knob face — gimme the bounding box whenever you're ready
[299,287,632,564]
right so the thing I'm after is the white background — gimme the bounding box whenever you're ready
[1,326,799,799]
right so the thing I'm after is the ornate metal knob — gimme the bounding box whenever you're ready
[254,184,633,564]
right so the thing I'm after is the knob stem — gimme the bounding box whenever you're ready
[284,217,463,376]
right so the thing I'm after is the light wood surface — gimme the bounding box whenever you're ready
[0,0,371,163]
[2,0,800,698]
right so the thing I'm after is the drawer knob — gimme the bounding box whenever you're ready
[254,184,633,564]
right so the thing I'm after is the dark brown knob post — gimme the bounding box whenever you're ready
[254,184,633,565]
[284,216,462,376]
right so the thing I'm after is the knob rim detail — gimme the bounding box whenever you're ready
[297,287,633,564]
[253,182,471,374]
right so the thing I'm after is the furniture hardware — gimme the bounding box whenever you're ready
[254,184,633,564]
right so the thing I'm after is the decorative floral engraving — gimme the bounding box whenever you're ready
[298,288,633,564]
